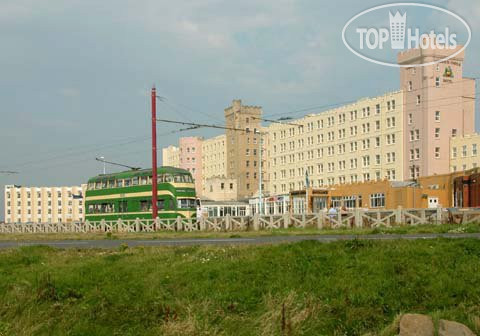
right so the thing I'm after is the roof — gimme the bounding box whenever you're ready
[87,166,190,183]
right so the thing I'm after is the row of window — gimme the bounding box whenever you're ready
[273,133,397,154]
[6,208,82,215]
[272,173,395,193]
[273,102,397,140]
[87,174,193,190]
[87,198,196,214]
[6,191,78,199]
[452,144,478,158]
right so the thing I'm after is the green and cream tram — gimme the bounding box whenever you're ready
[84,167,198,221]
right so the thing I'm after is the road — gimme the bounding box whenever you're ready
[0,232,479,249]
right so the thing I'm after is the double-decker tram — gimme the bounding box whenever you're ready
[84,167,198,221]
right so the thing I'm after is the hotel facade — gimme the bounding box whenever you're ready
[161,45,475,204]
[4,184,86,223]
[266,91,404,195]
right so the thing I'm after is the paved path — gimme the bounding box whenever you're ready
[0,232,479,249]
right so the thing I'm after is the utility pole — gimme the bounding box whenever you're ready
[255,130,267,215]
[151,86,158,220]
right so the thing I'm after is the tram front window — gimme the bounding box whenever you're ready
[177,199,196,209]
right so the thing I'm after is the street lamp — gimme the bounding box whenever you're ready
[98,156,106,175]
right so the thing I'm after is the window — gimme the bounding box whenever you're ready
[415,148,420,160]
[462,145,467,157]
[435,111,440,122]
[370,193,386,208]
[452,129,457,137]
[376,104,380,114]
[435,128,440,138]
[408,81,413,91]
[452,147,457,158]
[435,147,440,158]
[473,144,477,156]
[435,77,440,87]
[415,129,420,140]
[416,95,421,105]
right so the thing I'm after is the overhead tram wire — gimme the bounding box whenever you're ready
[264,77,480,119]
[5,128,193,174]
[156,119,249,133]
[251,116,304,127]
[262,90,480,124]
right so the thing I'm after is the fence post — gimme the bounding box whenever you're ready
[155,217,160,231]
[135,218,140,232]
[317,212,323,230]
[420,209,426,225]
[395,206,403,225]
[355,208,362,228]
[176,216,183,231]
[253,213,260,231]
[199,216,206,231]
[225,214,231,231]
[283,213,290,229]
[436,207,442,224]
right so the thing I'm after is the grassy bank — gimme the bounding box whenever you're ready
[0,239,479,335]
[0,221,479,241]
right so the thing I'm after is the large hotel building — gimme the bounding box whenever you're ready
[162,45,475,202]
[4,184,86,223]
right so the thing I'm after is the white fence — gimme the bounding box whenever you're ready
[0,208,479,234]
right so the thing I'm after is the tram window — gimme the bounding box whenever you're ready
[108,180,115,188]
[157,199,165,210]
[124,179,131,187]
[102,180,107,189]
[178,199,196,209]
[101,203,114,213]
[95,181,101,189]
[88,205,94,214]
[119,201,128,213]
[140,200,152,211]
[157,175,165,183]
[116,179,123,188]
[184,175,193,183]
[132,177,139,186]
[88,183,95,190]
[174,174,183,183]
[140,176,148,185]
[164,174,173,183]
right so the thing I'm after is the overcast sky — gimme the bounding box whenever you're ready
[1,0,479,220]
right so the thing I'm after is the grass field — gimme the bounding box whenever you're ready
[0,221,479,241]
[0,238,479,335]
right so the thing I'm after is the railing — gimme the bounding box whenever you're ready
[1,208,479,234]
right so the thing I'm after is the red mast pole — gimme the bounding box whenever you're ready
[151,86,158,219]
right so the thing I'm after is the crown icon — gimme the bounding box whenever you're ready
[389,11,407,49]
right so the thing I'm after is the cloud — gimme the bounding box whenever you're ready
[447,0,480,28]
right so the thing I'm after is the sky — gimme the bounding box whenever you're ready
[0,0,479,220]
